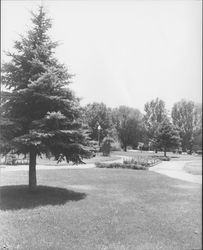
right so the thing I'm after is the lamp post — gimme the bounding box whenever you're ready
[97,124,101,146]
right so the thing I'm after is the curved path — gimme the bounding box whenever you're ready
[149,160,202,184]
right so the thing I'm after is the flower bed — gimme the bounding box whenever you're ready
[95,162,148,170]
[95,156,160,170]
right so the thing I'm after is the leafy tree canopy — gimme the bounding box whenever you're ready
[143,98,168,150]
[171,100,201,152]
[144,98,168,135]
[112,106,143,151]
[83,102,115,141]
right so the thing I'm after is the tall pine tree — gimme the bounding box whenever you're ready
[1,6,92,191]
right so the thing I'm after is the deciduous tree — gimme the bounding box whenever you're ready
[171,100,201,152]
[113,106,143,151]
[83,102,115,142]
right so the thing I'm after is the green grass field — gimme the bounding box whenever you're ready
[0,164,202,250]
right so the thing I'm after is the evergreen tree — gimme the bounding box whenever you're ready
[155,120,181,157]
[1,6,92,191]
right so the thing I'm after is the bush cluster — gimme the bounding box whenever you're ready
[95,162,148,170]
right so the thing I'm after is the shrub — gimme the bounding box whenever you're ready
[101,137,114,156]
[95,162,148,170]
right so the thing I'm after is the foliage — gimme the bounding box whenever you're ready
[155,120,181,156]
[112,106,143,151]
[0,7,92,189]
[82,102,115,142]
[100,136,114,156]
[143,98,168,150]
[171,100,202,152]
[191,104,202,152]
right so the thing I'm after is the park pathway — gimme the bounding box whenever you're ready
[149,160,202,184]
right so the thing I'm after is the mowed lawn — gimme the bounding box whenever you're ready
[0,166,202,250]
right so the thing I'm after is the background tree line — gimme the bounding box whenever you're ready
[82,98,202,154]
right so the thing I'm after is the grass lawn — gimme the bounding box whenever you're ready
[0,167,202,250]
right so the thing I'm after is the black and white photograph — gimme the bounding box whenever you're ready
[0,0,202,249]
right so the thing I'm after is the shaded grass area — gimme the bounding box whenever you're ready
[0,168,202,250]
[184,161,202,175]
[0,185,86,210]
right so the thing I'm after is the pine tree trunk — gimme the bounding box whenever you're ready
[124,144,127,152]
[29,149,37,191]
[164,148,167,157]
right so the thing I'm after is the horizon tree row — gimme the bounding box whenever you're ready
[82,98,202,154]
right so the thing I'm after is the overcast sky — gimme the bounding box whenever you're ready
[1,0,202,112]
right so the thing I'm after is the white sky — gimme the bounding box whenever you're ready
[1,0,202,112]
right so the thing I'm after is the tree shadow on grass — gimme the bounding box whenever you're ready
[0,185,87,211]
